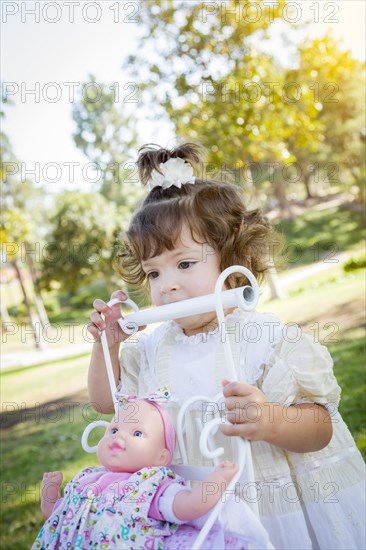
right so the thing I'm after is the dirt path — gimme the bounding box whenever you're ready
[265,192,359,222]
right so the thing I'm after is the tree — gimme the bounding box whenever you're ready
[124,0,324,215]
[72,74,142,208]
[286,33,366,199]
[1,101,50,347]
[40,192,120,293]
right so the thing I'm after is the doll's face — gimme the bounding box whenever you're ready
[97,400,170,473]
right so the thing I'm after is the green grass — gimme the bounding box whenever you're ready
[259,269,365,343]
[275,204,366,268]
[1,354,91,407]
[329,327,366,458]
[1,405,108,550]
[1,355,111,549]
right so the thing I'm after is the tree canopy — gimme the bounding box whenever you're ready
[72,74,142,208]
[124,1,365,208]
[40,192,119,293]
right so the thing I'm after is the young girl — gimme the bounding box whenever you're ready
[88,143,365,550]
[33,392,242,549]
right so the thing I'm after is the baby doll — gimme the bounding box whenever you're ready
[32,395,238,550]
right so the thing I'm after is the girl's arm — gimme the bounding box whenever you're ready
[221,380,333,453]
[87,291,134,414]
[172,462,238,521]
[264,402,332,452]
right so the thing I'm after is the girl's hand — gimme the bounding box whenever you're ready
[221,379,271,442]
[87,290,146,349]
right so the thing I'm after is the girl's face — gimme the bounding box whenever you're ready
[142,225,226,336]
[97,401,170,473]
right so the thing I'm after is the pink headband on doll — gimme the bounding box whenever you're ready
[116,387,176,465]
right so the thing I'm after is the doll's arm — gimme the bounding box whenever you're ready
[41,472,64,518]
[172,461,238,522]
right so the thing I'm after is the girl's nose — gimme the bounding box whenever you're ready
[161,282,178,294]
[160,273,178,294]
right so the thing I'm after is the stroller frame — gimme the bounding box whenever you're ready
[82,266,260,549]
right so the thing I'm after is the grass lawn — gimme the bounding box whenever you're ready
[1,354,91,407]
[1,269,365,548]
[274,203,365,268]
[1,406,105,549]
[1,358,110,549]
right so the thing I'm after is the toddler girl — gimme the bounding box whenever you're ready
[33,392,241,549]
[88,143,365,549]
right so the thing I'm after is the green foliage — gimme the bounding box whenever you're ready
[124,2,365,210]
[0,208,31,249]
[126,1,294,169]
[287,33,366,197]
[1,101,47,252]
[343,254,366,272]
[40,192,120,293]
[68,285,110,310]
[72,74,142,207]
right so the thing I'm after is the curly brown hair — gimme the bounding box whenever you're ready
[115,143,279,289]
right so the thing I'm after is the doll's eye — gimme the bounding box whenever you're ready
[133,430,143,437]
[111,428,118,434]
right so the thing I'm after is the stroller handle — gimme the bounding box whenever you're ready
[109,266,259,335]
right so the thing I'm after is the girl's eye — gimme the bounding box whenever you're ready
[147,271,159,280]
[133,430,143,438]
[111,428,118,434]
[179,261,195,270]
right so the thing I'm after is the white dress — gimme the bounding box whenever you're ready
[119,309,365,550]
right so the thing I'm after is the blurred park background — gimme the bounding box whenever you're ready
[1,1,365,547]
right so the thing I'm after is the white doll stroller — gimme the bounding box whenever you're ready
[82,266,275,549]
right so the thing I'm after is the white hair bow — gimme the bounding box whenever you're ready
[147,157,195,191]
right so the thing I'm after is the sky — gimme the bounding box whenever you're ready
[1,0,365,193]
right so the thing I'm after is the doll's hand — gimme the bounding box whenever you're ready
[87,290,146,349]
[214,461,239,483]
[221,379,271,442]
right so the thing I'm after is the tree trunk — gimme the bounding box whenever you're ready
[24,244,50,328]
[0,289,12,328]
[11,259,47,350]
[275,179,294,219]
[303,172,313,199]
[267,265,286,300]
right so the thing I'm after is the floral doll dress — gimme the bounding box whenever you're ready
[32,466,185,550]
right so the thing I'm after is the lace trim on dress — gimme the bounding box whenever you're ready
[137,334,158,388]
[172,308,243,346]
[291,399,339,415]
[240,312,284,385]
[242,348,266,385]
[291,444,360,477]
